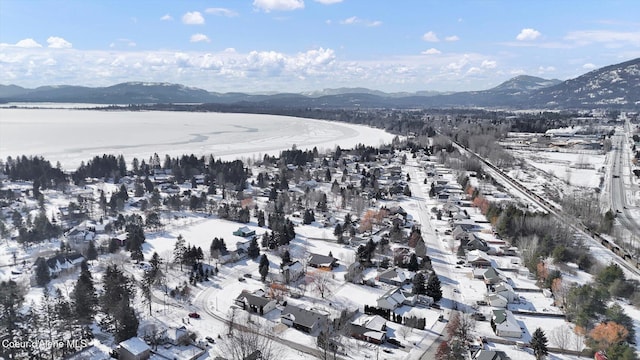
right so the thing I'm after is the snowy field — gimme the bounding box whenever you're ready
[0,108,397,170]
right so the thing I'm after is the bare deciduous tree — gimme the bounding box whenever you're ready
[398,325,412,340]
[309,270,334,299]
[217,313,282,360]
[550,325,572,350]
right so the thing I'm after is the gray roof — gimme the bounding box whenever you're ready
[281,304,327,329]
[474,350,510,360]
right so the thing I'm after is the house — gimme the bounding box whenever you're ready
[376,287,415,310]
[493,283,517,303]
[467,250,492,268]
[282,261,305,283]
[376,268,412,286]
[308,253,338,269]
[487,294,508,308]
[45,253,85,277]
[491,309,522,338]
[473,350,510,360]
[452,219,479,232]
[281,304,328,334]
[482,267,502,285]
[234,290,277,315]
[464,233,490,252]
[350,315,387,345]
[233,226,256,238]
[118,337,151,360]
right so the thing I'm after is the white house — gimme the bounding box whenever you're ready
[376,287,415,310]
[491,309,522,338]
[487,294,508,308]
[493,283,517,303]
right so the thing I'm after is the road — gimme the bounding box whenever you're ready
[609,118,640,252]
[405,160,461,360]
[452,141,640,280]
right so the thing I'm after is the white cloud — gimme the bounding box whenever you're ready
[253,0,304,12]
[339,16,381,27]
[47,36,72,49]
[421,48,441,55]
[445,56,470,72]
[481,60,497,69]
[516,28,541,41]
[537,66,556,73]
[182,11,205,25]
[160,14,173,21]
[15,38,42,48]
[466,67,482,75]
[564,30,640,46]
[422,31,439,42]
[582,63,597,70]
[314,0,342,3]
[190,34,211,43]
[445,35,460,42]
[205,8,238,17]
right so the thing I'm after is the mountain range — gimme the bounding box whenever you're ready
[1,58,638,110]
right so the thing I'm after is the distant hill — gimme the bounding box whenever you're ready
[1,58,638,110]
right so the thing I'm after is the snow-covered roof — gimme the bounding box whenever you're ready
[119,337,150,356]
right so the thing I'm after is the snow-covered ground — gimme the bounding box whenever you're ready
[0,108,397,171]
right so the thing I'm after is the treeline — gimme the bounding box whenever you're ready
[4,155,67,189]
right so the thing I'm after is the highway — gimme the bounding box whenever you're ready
[452,140,640,280]
[609,118,640,252]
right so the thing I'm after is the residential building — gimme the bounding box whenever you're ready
[491,309,522,338]
[281,304,329,334]
[118,337,151,360]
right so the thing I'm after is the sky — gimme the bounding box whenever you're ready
[1,0,639,93]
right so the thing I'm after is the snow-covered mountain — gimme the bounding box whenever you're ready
[1,58,638,110]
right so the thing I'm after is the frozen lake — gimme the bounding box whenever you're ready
[0,109,396,170]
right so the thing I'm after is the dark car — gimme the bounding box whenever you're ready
[205,336,215,344]
[188,312,200,319]
[387,338,404,348]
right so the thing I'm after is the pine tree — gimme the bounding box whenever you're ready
[86,239,98,260]
[412,272,426,295]
[34,257,50,286]
[247,237,260,259]
[259,254,269,281]
[408,253,419,271]
[114,297,139,343]
[0,280,25,360]
[530,327,549,360]
[174,234,186,270]
[73,261,98,323]
[426,272,443,302]
[281,250,291,268]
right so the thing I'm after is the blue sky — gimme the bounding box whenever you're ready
[1,0,639,93]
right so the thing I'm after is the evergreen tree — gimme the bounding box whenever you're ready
[34,257,50,286]
[257,210,265,227]
[100,265,133,333]
[0,280,25,360]
[408,253,419,271]
[426,272,443,302]
[174,234,186,270]
[86,239,98,261]
[259,254,269,281]
[281,250,291,268]
[412,272,426,295]
[114,297,139,343]
[73,261,98,323]
[247,237,260,259]
[530,327,549,360]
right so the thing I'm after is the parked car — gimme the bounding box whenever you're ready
[238,277,246,282]
[438,314,445,322]
[188,312,200,319]
[205,336,215,344]
[476,300,487,306]
[243,273,252,278]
